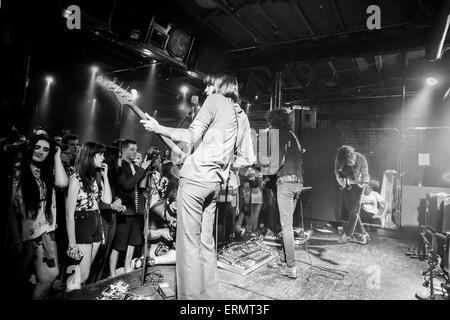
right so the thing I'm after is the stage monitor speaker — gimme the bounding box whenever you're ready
[400,186,450,228]
[425,192,449,232]
[443,197,450,233]
[444,198,450,272]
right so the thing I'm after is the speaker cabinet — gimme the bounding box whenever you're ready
[425,193,449,232]
[401,186,450,228]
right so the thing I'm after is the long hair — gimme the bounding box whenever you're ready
[265,108,294,130]
[104,145,120,191]
[204,73,240,103]
[19,134,56,223]
[75,141,105,194]
[335,145,355,169]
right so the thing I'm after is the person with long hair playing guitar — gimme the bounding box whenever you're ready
[140,73,255,300]
[335,145,370,244]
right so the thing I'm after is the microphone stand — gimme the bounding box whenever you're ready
[140,112,192,287]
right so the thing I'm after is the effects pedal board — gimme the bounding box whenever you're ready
[217,241,278,276]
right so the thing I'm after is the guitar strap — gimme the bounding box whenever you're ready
[215,103,239,247]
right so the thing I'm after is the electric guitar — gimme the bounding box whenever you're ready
[338,176,372,191]
[96,75,186,164]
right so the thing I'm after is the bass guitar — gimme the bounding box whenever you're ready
[96,75,186,163]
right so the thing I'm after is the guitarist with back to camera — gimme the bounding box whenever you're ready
[334,145,370,244]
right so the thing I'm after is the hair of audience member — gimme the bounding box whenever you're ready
[112,139,123,148]
[74,141,105,194]
[120,138,137,152]
[104,145,121,188]
[369,179,380,189]
[62,133,78,145]
[33,125,49,136]
[19,134,56,223]
[161,160,174,179]
[204,73,239,104]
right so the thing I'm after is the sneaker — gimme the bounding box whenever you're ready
[337,234,351,243]
[360,233,370,245]
[278,265,298,279]
[267,258,286,269]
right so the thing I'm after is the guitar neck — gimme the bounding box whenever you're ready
[126,103,185,160]
[128,104,147,121]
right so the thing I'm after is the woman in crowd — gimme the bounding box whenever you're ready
[66,142,112,285]
[241,166,264,234]
[88,146,125,282]
[9,134,68,299]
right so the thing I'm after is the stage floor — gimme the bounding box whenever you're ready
[52,228,427,300]
[219,228,426,300]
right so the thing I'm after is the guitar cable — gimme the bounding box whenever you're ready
[296,191,349,282]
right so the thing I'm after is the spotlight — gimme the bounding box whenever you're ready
[91,66,99,73]
[46,76,54,84]
[180,86,189,94]
[255,95,259,100]
[131,89,138,96]
[426,77,438,86]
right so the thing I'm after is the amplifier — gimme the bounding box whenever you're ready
[217,241,278,276]
[443,197,450,233]
[425,193,449,232]
[444,198,450,273]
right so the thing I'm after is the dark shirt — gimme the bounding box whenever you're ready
[116,161,146,215]
[277,129,304,183]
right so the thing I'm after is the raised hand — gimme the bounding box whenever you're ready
[141,155,152,170]
[100,163,108,178]
[140,113,161,134]
[54,145,62,160]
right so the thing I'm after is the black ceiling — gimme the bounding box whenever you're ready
[6,0,450,133]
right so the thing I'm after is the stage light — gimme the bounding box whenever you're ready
[180,86,189,94]
[91,66,99,73]
[131,89,138,96]
[255,95,259,100]
[426,77,438,86]
[142,49,152,56]
[46,76,54,84]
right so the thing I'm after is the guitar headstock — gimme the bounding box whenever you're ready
[96,75,138,106]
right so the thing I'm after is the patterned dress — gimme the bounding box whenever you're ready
[12,168,57,241]
[72,173,102,211]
